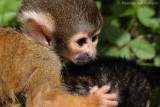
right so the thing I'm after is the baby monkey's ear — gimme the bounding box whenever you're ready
[19,11,55,48]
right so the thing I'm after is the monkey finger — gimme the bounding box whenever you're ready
[100,104,117,107]
[97,85,110,93]
[89,86,99,95]
[102,94,117,100]
[102,100,118,107]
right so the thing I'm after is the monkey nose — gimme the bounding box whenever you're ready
[86,51,94,58]
[86,53,89,57]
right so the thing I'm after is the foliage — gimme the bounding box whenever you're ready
[0,0,21,28]
[0,0,160,106]
[97,0,160,67]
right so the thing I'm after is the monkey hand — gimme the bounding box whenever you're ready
[29,86,118,107]
[88,86,118,107]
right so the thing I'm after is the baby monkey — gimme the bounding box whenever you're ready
[62,55,152,107]
[0,0,118,106]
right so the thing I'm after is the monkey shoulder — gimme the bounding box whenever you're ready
[0,27,61,72]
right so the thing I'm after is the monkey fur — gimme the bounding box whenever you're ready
[0,28,62,106]
[18,0,103,62]
[0,0,118,106]
[0,28,117,107]
[62,55,152,107]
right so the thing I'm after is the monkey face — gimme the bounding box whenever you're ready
[18,0,103,65]
[67,32,99,65]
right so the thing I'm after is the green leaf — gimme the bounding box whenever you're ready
[154,56,160,67]
[120,7,136,17]
[137,6,156,27]
[0,0,20,13]
[105,46,119,57]
[130,38,155,59]
[3,12,17,25]
[0,0,21,27]
[105,46,130,59]
[112,1,132,16]
[119,46,130,59]
[136,0,147,3]
[111,18,120,28]
[96,1,102,10]
[104,27,131,46]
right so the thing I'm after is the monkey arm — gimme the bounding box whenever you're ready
[29,92,101,107]
[24,67,117,107]
[26,85,118,107]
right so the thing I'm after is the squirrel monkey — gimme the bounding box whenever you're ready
[62,55,152,107]
[0,0,118,107]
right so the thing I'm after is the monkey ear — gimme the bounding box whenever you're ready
[20,12,55,48]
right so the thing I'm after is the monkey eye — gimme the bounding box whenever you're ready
[92,35,98,42]
[77,38,86,46]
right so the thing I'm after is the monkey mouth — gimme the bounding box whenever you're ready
[74,53,96,65]
[76,59,92,65]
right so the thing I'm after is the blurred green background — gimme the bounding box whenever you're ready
[0,0,160,106]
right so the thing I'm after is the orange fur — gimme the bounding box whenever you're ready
[0,28,112,107]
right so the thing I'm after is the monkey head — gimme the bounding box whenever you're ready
[18,0,103,65]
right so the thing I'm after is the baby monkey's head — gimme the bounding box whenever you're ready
[18,0,103,65]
